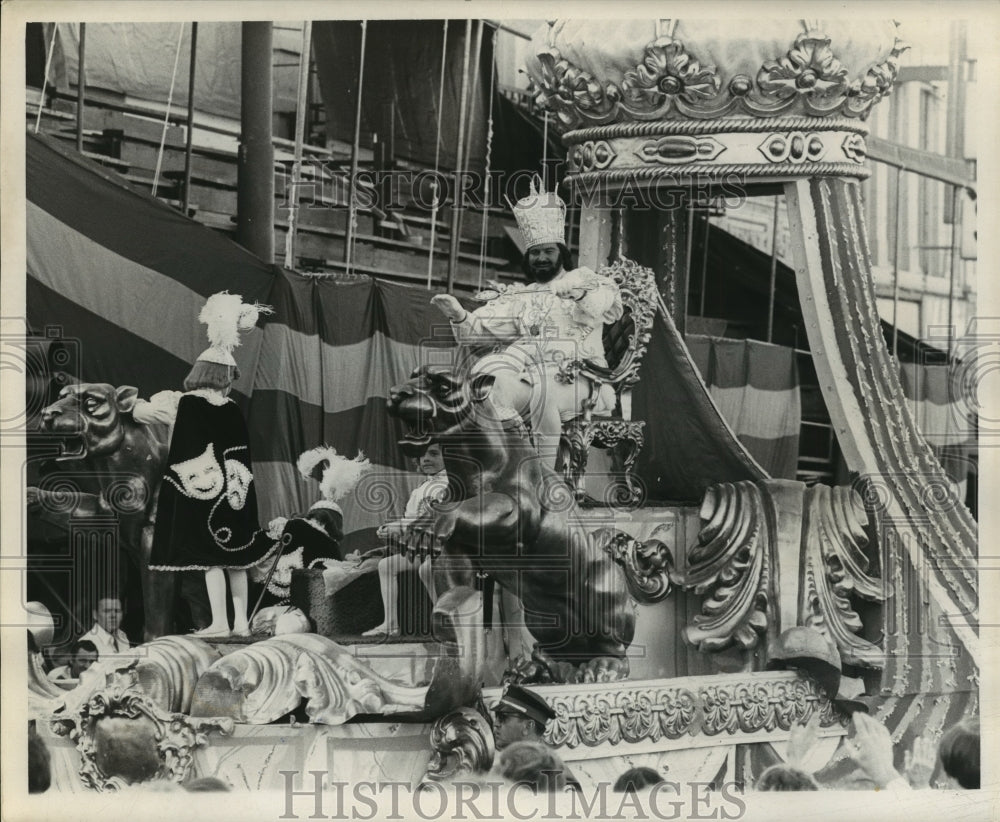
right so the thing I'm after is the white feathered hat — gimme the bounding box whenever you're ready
[297,445,370,512]
[196,291,274,366]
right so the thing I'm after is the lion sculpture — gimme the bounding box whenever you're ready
[387,365,644,683]
[27,383,194,639]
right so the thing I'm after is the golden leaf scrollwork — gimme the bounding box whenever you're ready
[699,678,833,737]
[675,482,772,653]
[800,485,885,668]
[424,707,495,783]
[545,685,700,749]
[533,48,620,128]
[596,528,673,603]
[757,33,850,102]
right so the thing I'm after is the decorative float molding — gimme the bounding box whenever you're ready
[423,707,496,783]
[483,670,842,761]
[529,30,908,129]
[673,481,773,653]
[526,25,905,186]
[49,666,233,792]
[800,484,884,667]
[672,479,886,665]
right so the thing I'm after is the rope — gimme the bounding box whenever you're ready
[477,25,499,290]
[33,24,59,134]
[284,21,313,270]
[345,20,368,275]
[152,23,186,198]
[426,20,449,289]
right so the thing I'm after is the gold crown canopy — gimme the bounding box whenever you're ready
[511,176,567,250]
[523,20,908,185]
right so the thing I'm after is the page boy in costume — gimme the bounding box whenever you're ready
[140,292,275,638]
[248,446,369,634]
[363,443,448,637]
[431,178,622,466]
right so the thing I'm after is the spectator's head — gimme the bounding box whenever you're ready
[417,444,445,476]
[28,724,51,793]
[184,776,231,792]
[70,640,100,677]
[613,766,665,793]
[93,597,123,634]
[938,718,979,789]
[490,685,555,751]
[756,764,820,791]
[498,741,567,793]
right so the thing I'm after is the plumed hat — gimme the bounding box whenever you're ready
[490,684,556,728]
[509,175,566,251]
[196,291,274,367]
[296,446,370,511]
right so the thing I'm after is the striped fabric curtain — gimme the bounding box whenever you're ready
[685,336,802,479]
[25,133,446,534]
[248,275,461,529]
[898,361,977,491]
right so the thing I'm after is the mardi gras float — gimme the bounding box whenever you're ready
[26,17,977,795]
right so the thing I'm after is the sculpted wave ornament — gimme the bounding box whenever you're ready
[189,587,486,724]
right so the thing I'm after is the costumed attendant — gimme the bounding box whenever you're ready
[363,443,448,637]
[248,446,369,635]
[141,292,275,638]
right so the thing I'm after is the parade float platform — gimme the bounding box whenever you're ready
[30,495,864,792]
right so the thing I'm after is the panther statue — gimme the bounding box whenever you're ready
[26,383,182,639]
[387,365,644,683]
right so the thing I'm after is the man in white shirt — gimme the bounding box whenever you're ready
[47,639,99,682]
[82,596,131,658]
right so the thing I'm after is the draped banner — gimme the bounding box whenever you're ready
[685,336,802,480]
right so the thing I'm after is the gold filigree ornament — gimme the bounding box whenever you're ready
[529,29,908,129]
[620,38,723,115]
[50,665,233,792]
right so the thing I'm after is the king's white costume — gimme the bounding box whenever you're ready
[448,182,622,458]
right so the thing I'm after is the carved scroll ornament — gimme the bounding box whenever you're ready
[539,672,838,751]
[50,666,232,792]
[673,482,772,653]
[423,707,495,783]
[801,484,885,667]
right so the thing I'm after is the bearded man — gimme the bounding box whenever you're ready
[431,179,622,466]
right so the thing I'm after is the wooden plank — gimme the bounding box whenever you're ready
[867,135,975,189]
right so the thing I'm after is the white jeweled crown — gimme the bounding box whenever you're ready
[511,176,566,250]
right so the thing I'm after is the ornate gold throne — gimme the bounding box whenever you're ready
[557,257,657,503]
